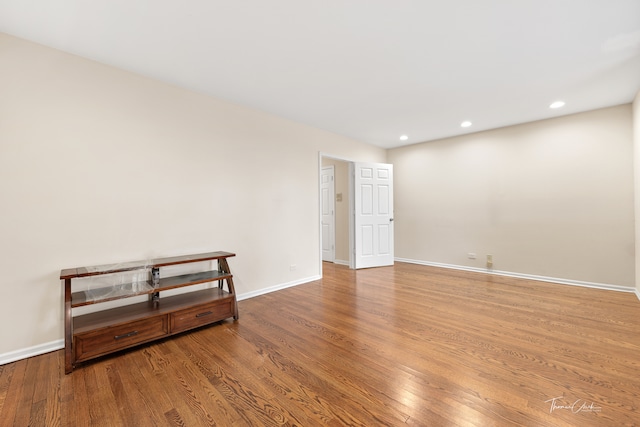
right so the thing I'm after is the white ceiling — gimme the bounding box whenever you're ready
[1,0,640,148]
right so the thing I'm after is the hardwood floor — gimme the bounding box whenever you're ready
[1,262,639,426]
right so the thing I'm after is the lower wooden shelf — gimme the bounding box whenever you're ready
[73,288,236,365]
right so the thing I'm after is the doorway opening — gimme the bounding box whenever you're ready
[319,154,394,272]
[320,157,350,266]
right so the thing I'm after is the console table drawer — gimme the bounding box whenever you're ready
[75,316,168,361]
[170,300,233,333]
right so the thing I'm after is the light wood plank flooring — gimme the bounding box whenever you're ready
[1,262,639,426]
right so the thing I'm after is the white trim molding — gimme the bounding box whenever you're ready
[237,275,321,301]
[0,339,63,366]
[635,288,640,302]
[395,258,637,294]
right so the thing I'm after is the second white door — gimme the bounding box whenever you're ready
[321,166,335,262]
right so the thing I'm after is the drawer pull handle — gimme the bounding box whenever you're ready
[114,331,139,340]
[196,311,213,318]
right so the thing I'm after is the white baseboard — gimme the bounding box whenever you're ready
[635,289,640,302]
[236,274,321,301]
[0,339,63,366]
[322,259,349,266]
[395,258,637,294]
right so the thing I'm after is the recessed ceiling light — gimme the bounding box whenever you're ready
[399,135,408,141]
[461,121,472,128]
[550,101,565,109]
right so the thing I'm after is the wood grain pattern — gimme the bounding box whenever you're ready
[2,262,640,426]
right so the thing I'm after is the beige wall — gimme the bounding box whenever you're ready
[321,158,349,264]
[388,105,635,287]
[0,33,386,357]
[634,91,640,294]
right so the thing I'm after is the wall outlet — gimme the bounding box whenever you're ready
[290,264,297,271]
[467,253,477,259]
[486,255,493,268]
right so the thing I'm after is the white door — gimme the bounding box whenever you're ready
[321,166,335,262]
[352,162,394,269]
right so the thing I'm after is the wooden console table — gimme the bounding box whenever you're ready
[60,251,238,373]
